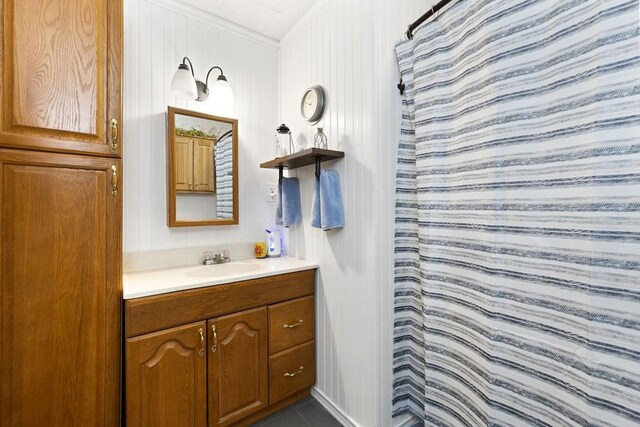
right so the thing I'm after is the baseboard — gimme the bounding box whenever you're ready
[394,413,420,427]
[309,387,421,427]
[310,387,361,427]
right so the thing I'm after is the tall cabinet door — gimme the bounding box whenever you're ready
[208,307,269,427]
[126,322,207,427]
[194,138,215,193]
[174,136,194,191]
[0,149,122,426]
[0,0,122,157]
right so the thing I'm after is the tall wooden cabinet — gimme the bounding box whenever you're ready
[0,0,123,425]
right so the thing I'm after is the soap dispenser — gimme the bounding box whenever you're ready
[266,229,281,257]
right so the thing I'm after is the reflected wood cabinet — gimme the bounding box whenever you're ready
[0,0,122,157]
[125,270,316,427]
[175,135,215,193]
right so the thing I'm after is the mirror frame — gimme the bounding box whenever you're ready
[167,106,239,227]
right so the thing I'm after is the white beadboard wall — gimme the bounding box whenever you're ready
[123,0,279,253]
[279,1,436,426]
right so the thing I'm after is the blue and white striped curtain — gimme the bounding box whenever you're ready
[393,0,640,425]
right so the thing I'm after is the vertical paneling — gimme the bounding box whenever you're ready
[279,1,436,426]
[123,0,278,253]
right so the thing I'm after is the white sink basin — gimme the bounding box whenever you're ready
[184,261,265,278]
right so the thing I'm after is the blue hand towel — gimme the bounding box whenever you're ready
[311,169,344,231]
[275,177,302,227]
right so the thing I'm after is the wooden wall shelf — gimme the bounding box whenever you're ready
[260,148,344,170]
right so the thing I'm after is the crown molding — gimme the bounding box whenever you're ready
[279,0,330,47]
[146,0,279,50]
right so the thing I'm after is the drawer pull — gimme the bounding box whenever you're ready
[283,320,303,329]
[284,366,304,378]
[198,328,204,357]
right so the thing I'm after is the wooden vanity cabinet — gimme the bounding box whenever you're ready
[125,270,316,427]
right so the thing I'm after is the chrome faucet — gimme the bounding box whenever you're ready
[203,250,230,265]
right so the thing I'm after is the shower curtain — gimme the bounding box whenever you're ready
[215,132,233,219]
[393,0,640,425]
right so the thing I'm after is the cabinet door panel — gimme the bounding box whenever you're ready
[0,149,121,426]
[126,322,207,427]
[209,307,268,427]
[0,0,122,157]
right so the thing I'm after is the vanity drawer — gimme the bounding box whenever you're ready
[269,341,315,404]
[268,296,314,354]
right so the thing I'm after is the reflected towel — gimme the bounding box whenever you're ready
[311,169,344,231]
[275,177,302,227]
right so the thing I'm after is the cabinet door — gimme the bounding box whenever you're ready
[126,322,207,427]
[0,149,121,426]
[208,307,268,427]
[0,0,122,157]
[174,136,193,191]
[194,138,215,193]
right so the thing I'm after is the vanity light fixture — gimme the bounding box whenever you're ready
[170,57,235,114]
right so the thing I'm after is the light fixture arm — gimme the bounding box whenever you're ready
[205,66,226,87]
[182,57,195,78]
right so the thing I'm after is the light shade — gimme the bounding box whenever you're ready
[170,65,197,100]
[209,77,235,117]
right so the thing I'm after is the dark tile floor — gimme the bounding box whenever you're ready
[251,397,343,427]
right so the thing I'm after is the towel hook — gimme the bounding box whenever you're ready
[315,157,321,181]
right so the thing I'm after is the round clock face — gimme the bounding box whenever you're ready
[301,86,325,124]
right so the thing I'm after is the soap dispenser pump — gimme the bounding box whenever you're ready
[266,229,281,257]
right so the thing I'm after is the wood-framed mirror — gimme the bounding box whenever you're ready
[167,107,238,227]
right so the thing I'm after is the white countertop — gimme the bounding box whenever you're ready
[123,256,318,299]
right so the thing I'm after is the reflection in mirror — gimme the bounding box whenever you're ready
[167,107,238,227]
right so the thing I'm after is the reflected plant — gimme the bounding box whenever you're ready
[175,125,221,139]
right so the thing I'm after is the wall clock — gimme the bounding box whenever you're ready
[301,85,326,124]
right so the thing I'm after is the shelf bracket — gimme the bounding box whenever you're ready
[278,166,284,185]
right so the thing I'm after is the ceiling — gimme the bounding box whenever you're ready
[177,0,318,41]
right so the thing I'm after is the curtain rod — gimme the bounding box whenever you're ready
[406,0,454,39]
